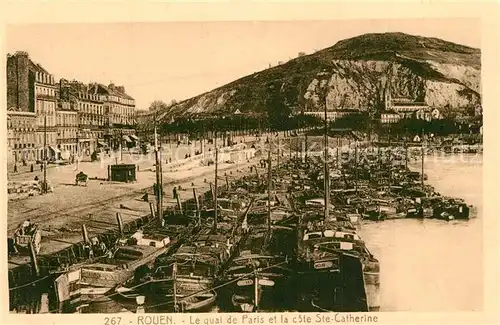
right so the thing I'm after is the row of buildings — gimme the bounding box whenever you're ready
[6,51,138,164]
[303,89,445,124]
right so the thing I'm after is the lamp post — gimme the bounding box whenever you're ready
[120,129,123,162]
[75,130,80,171]
[42,114,47,194]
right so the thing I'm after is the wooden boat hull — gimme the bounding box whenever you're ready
[54,244,171,303]
[137,277,217,312]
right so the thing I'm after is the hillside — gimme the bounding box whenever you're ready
[152,32,481,123]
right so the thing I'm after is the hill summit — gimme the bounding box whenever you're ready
[155,32,481,122]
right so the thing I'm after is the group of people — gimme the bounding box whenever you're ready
[82,237,112,259]
[12,161,43,173]
[18,219,35,236]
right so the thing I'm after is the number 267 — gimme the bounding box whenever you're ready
[104,317,121,325]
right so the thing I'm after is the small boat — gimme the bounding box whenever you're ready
[433,197,471,220]
[53,230,172,304]
[116,227,236,313]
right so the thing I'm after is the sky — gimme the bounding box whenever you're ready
[6,18,480,111]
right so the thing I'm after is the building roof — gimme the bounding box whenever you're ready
[91,83,134,101]
[380,110,400,115]
[9,52,51,75]
[304,108,361,113]
[33,63,49,75]
[391,101,428,107]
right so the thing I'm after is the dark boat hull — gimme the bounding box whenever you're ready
[295,254,369,312]
[218,274,293,312]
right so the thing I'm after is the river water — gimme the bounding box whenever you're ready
[10,153,483,313]
[358,153,483,312]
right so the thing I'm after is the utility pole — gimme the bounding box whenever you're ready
[43,114,47,194]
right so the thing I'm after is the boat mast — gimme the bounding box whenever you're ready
[277,136,280,167]
[173,262,178,312]
[267,137,272,232]
[405,141,408,170]
[213,133,219,233]
[388,136,392,193]
[336,137,340,169]
[155,126,163,226]
[421,130,425,188]
[323,101,330,220]
[254,268,259,311]
[354,139,358,194]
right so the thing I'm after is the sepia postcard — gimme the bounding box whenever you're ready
[1,1,499,325]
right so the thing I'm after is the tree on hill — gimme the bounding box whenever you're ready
[149,100,169,112]
[265,82,293,131]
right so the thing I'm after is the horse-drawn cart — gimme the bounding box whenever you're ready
[75,172,88,186]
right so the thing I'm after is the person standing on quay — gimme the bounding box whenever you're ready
[13,164,18,173]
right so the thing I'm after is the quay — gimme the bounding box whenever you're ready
[8,132,475,313]
[7,133,285,290]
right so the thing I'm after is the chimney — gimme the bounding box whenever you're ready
[15,51,29,58]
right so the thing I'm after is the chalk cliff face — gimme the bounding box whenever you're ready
[155,32,481,122]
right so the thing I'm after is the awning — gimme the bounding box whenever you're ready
[122,135,132,142]
[49,146,61,154]
[130,134,139,141]
[98,141,107,147]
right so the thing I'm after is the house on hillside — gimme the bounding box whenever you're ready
[384,88,429,119]
[415,107,441,122]
[303,109,361,121]
[380,111,401,124]
[431,108,442,120]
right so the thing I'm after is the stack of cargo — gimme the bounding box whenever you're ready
[7,180,53,200]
